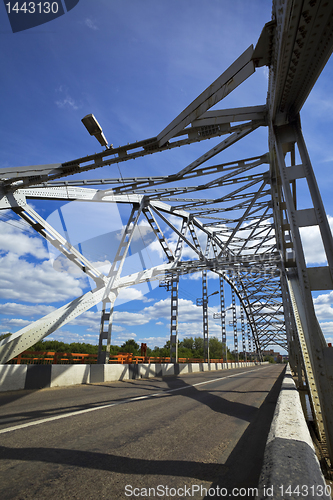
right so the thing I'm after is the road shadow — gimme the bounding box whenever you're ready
[0,366,274,427]
[161,365,284,423]
[203,366,286,498]
[0,367,285,500]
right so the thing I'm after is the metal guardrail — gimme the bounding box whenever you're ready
[6,351,246,365]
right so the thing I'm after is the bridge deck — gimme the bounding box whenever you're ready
[0,365,284,499]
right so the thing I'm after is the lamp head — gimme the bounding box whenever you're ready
[81,114,108,148]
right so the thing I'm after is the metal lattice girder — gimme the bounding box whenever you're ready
[0,111,264,192]
[270,115,333,463]
[35,153,269,192]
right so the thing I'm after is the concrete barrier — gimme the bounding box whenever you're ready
[0,361,264,392]
[51,364,90,387]
[0,365,27,391]
[256,365,330,500]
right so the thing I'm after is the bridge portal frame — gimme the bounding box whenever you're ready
[0,0,332,465]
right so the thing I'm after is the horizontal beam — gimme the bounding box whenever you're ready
[190,105,267,127]
[157,46,255,146]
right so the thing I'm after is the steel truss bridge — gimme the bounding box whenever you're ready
[0,0,333,465]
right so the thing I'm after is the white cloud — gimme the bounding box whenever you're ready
[0,318,31,330]
[113,310,150,326]
[176,321,221,338]
[84,18,99,30]
[55,96,81,110]
[48,330,99,344]
[313,291,333,320]
[68,310,100,328]
[300,227,326,264]
[318,322,333,339]
[0,223,48,259]
[55,85,81,110]
[300,215,333,265]
[113,332,137,341]
[0,254,86,303]
[142,335,169,347]
[142,298,201,322]
[0,302,55,316]
[313,291,333,305]
[117,287,154,303]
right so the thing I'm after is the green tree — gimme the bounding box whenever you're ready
[68,342,99,354]
[108,344,121,356]
[29,340,68,352]
[119,339,140,355]
[191,336,204,358]
[178,347,194,359]
[0,333,11,342]
[263,355,275,363]
[159,346,170,357]
[180,338,194,351]
[208,337,224,359]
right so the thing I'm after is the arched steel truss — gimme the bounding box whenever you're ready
[0,0,333,463]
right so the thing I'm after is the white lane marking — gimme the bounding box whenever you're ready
[0,366,271,434]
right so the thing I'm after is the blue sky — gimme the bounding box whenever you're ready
[1,0,333,354]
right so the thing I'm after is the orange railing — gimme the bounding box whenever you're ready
[8,351,233,365]
[9,351,98,365]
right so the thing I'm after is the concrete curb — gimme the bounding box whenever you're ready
[0,361,266,392]
[256,365,330,500]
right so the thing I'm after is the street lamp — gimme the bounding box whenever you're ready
[196,290,218,306]
[81,114,109,148]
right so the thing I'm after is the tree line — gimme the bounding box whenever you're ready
[0,333,241,360]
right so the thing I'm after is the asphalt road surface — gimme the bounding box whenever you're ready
[0,364,285,499]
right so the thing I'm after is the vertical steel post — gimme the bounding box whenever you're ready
[272,120,333,461]
[202,269,209,363]
[98,203,142,363]
[169,217,189,362]
[219,275,228,366]
[202,237,212,363]
[231,287,239,363]
[170,276,179,363]
[247,321,252,361]
[241,305,247,362]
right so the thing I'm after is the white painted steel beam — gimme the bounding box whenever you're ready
[156,46,255,146]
